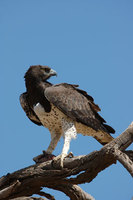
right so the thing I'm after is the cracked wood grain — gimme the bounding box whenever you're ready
[0,122,133,200]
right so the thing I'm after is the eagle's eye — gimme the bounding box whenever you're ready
[44,68,50,73]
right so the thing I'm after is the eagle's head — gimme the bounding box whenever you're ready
[24,65,57,83]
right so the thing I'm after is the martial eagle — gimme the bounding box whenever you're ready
[20,65,115,166]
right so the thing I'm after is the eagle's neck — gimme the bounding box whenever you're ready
[25,77,49,93]
[25,77,52,112]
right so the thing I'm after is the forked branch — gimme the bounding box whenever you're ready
[0,122,133,200]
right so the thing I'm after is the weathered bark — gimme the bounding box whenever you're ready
[0,122,133,200]
[11,197,47,200]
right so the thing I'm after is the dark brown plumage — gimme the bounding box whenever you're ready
[45,83,114,133]
[20,65,115,165]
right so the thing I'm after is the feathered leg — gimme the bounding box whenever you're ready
[54,119,77,167]
[46,131,62,154]
[33,131,61,163]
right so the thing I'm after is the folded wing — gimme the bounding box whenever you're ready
[20,92,42,126]
[45,83,115,134]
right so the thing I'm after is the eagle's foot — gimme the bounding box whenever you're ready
[33,151,55,164]
[66,151,74,158]
[52,152,74,168]
[52,154,66,169]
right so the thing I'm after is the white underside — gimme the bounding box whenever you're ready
[33,103,100,136]
[33,103,77,156]
[33,102,112,160]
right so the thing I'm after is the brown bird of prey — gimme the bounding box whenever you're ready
[20,65,115,166]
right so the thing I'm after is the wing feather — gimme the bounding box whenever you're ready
[20,92,42,126]
[45,83,115,133]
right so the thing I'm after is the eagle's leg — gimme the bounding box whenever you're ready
[33,131,61,164]
[46,131,62,154]
[53,119,77,168]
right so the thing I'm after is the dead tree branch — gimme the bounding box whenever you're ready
[12,190,56,200]
[11,197,47,200]
[0,122,133,200]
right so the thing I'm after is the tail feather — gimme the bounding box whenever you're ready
[95,123,115,145]
[103,124,115,134]
[94,132,114,146]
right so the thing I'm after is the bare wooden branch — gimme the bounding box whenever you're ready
[124,150,133,161]
[37,191,55,200]
[0,122,133,200]
[0,180,21,199]
[11,197,47,200]
[47,184,95,200]
[113,149,133,176]
[99,121,133,177]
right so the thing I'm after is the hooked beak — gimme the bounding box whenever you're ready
[50,69,57,76]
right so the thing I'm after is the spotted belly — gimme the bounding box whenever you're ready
[33,102,113,144]
[33,103,65,133]
[76,122,113,144]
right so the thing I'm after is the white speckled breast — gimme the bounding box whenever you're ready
[33,103,66,133]
[33,102,112,143]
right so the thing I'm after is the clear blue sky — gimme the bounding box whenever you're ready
[0,1,133,199]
